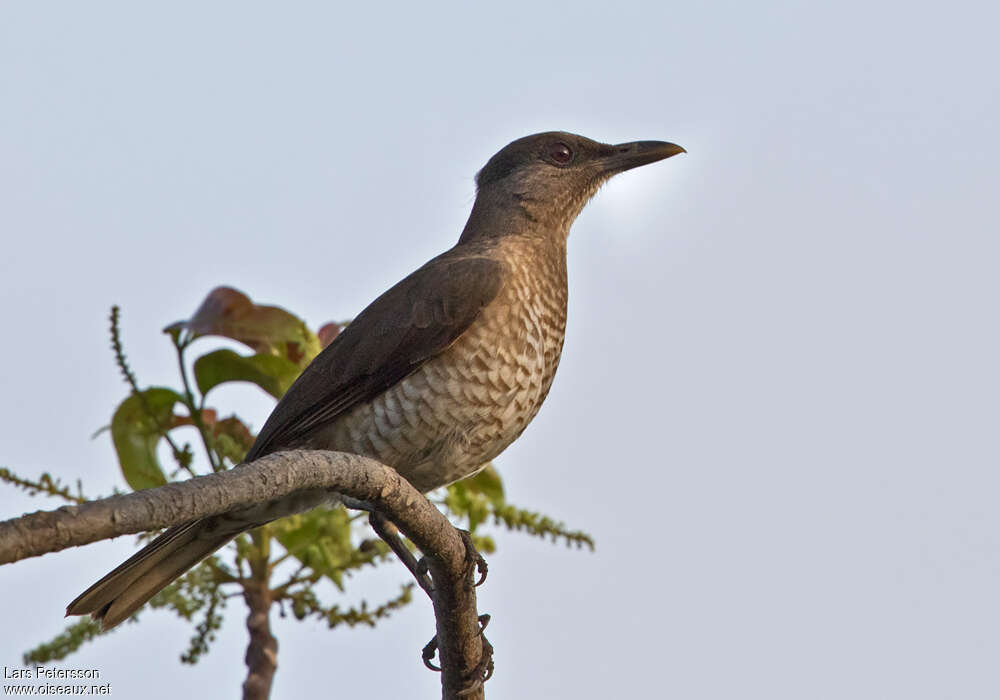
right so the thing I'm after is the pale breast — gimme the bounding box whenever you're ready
[315,237,568,492]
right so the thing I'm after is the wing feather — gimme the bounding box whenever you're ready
[244,251,503,461]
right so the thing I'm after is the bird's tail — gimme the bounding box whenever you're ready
[67,488,339,629]
[66,518,243,630]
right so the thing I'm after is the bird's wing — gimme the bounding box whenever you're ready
[244,251,503,462]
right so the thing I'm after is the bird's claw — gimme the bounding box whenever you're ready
[422,635,441,672]
[471,614,495,683]
[458,530,488,587]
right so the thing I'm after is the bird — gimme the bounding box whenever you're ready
[67,131,685,629]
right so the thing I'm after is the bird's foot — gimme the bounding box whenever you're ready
[466,614,495,691]
[421,614,494,695]
[458,530,488,587]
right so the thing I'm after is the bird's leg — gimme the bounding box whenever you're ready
[351,497,484,589]
[342,497,435,595]
[368,511,435,596]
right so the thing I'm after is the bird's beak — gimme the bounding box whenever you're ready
[601,141,686,174]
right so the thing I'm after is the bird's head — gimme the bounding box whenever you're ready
[462,131,685,242]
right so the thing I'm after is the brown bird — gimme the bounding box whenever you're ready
[67,131,685,628]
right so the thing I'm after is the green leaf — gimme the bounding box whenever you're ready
[463,464,505,506]
[193,349,302,399]
[272,508,355,588]
[444,463,505,532]
[110,388,183,491]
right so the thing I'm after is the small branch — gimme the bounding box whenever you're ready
[204,557,240,585]
[268,571,312,601]
[111,306,193,476]
[0,450,489,698]
[0,468,88,504]
[171,335,221,473]
[265,549,296,572]
[109,306,140,395]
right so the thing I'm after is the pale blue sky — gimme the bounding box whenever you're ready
[2,1,998,698]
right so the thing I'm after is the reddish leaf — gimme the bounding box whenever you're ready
[317,322,342,349]
[211,415,256,463]
[171,287,321,366]
[170,408,218,430]
[171,409,255,464]
[212,415,253,445]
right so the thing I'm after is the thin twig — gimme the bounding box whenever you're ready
[171,335,221,473]
[110,306,194,476]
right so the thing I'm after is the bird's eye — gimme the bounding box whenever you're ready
[548,142,573,165]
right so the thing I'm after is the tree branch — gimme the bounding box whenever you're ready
[242,578,277,700]
[0,450,489,699]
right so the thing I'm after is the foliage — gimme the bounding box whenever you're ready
[0,468,88,504]
[5,286,592,666]
[285,583,415,628]
[148,555,229,664]
[22,618,113,665]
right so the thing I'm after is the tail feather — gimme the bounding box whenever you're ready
[67,488,340,630]
[66,519,241,630]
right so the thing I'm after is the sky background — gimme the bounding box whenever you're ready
[2,1,999,698]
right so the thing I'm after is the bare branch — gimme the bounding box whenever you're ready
[0,450,489,699]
